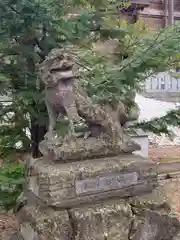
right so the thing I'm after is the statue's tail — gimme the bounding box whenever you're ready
[76,94,124,143]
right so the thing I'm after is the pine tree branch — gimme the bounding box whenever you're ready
[119,27,171,73]
[7,4,20,15]
[133,108,180,135]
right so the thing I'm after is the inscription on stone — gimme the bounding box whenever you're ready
[75,172,138,196]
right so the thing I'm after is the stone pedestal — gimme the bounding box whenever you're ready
[17,154,180,240]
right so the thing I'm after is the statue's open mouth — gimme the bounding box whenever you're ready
[50,65,73,73]
[50,69,74,80]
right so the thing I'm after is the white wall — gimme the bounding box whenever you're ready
[132,136,149,158]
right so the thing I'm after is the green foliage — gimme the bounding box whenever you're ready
[78,49,137,108]
[134,108,180,135]
[0,163,25,210]
[76,20,180,112]
[0,0,98,157]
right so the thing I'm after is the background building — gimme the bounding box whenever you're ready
[119,0,180,27]
[143,72,180,102]
[137,0,180,102]
[138,0,180,29]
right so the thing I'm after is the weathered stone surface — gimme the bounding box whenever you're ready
[131,209,180,240]
[17,193,180,240]
[17,205,72,240]
[39,135,140,162]
[128,186,180,240]
[129,183,172,214]
[69,199,133,240]
[68,192,180,240]
[0,231,20,240]
[26,155,157,207]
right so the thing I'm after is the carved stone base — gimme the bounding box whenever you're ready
[39,135,141,162]
[26,154,157,208]
[17,153,180,240]
[17,195,180,240]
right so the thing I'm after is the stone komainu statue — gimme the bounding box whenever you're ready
[37,48,140,160]
[38,49,127,138]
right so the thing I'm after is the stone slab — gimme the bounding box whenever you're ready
[39,135,141,162]
[26,154,158,207]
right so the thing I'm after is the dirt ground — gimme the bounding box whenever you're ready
[149,145,180,162]
[0,212,18,239]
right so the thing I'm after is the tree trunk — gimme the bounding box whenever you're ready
[26,45,48,158]
[30,120,47,158]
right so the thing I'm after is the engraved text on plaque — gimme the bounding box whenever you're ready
[75,172,138,196]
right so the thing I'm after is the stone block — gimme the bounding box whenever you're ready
[131,209,180,240]
[129,183,172,214]
[69,199,133,240]
[128,185,180,240]
[26,154,157,208]
[17,205,72,240]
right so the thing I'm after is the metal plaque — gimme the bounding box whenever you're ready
[75,172,138,196]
